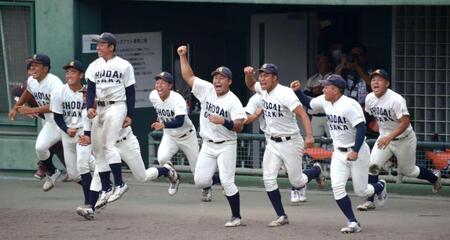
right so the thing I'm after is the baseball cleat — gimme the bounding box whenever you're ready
[432,170,442,193]
[164,162,180,196]
[108,183,129,203]
[313,162,326,189]
[76,206,94,220]
[224,217,243,227]
[375,179,388,207]
[340,221,362,234]
[42,169,61,192]
[290,186,307,203]
[95,187,114,209]
[34,163,46,180]
[267,215,289,227]
[356,201,376,211]
[201,187,212,202]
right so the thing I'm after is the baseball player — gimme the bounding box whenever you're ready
[8,53,64,192]
[244,63,325,227]
[178,45,246,227]
[357,69,442,211]
[11,61,67,181]
[292,74,387,233]
[243,93,308,204]
[85,32,135,204]
[150,71,219,200]
[50,60,93,208]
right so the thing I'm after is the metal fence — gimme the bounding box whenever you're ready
[149,131,450,184]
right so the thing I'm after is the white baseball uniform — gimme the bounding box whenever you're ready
[244,93,267,134]
[305,73,331,138]
[365,89,419,177]
[191,77,246,196]
[50,85,90,181]
[310,95,375,200]
[85,56,135,167]
[254,82,309,192]
[27,73,63,161]
[149,90,199,172]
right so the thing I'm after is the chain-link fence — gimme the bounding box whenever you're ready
[149,131,450,184]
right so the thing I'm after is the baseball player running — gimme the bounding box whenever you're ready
[86,32,135,204]
[8,53,63,192]
[243,93,308,204]
[178,45,246,227]
[51,60,93,208]
[150,71,219,199]
[357,69,442,211]
[244,64,325,227]
[292,74,387,233]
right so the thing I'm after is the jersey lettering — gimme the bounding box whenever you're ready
[32,92,51,104]
[62,101,85,118]
[326,114,349,131]
[95,70,123,84]
[204,101,229,118]
[261,99,284,118]
[369,106,395,122]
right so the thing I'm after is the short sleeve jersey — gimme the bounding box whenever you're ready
[244,93,266,133]
[85,56,135,102]
[254,82,301,137]
[50,84,85,129]
[310,95,366,147]
[191,77,246,141]
[26,73,63,123]
[149,90,194,137]
[365,89,413,138]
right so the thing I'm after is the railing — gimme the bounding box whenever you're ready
[149,131,450,184]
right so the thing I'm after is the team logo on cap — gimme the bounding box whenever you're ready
[374,69,381,74]
[159,72,165,77]
[262,64,268,68]
[70,61,75,66]
[218,67,224,72]
[33,54,37,59]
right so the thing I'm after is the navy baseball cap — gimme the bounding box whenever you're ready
[30,53,51,67]
[93,32,117,46]
[320,74,346,90]
[154,71,173,84]
[370,69,390,81]
[63,60,84,73]
[258,63,278,76]
[211,66,232,79]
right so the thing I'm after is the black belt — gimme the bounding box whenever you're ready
[116,136,127,144]
[207,140,229,144]
[270,136,292,142]
[337,147,353,152]
[179,129,193,138]
[393,131,411,141]
[97,101,116,106]
[311,113,326,117]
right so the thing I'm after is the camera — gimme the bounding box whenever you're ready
[345,53,359,63]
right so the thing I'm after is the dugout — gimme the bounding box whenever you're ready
[0,0,449,170]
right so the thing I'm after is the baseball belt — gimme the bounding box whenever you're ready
[97,101,116,107]
[179,129,194,138]
[270,136,292,142]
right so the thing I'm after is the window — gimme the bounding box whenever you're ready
[0,4,35,127]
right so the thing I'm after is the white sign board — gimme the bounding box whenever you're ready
[115,32,161,108]
[82,34,99,53]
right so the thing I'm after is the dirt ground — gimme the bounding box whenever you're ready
[1,173,449,240]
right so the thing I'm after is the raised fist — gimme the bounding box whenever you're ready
[290,80,302,91]
[177,45,187,56]
[244,66,254,76]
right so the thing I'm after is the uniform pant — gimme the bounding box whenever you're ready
[91,102,127,170]
[194,140,238,196]
[157,129,199,173]
[60,129,92,181]
[263,134,308,192]
[36,121,62,161]
[330,143,375,200]
[369,131,420,177]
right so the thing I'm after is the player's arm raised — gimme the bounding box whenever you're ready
[177,45,195,88]
[244,66,256,92]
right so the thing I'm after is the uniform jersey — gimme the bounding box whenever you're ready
[244,93,266,133]
[365,89,413,138]
[85,56,135,102]
[310,95,365,148]
[149,90,194,137]
[191,77,246,141]
[50,84,85,129]
[26,73,63,123]
[254,82,301,137]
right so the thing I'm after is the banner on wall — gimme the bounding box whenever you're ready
[83,32,162,108]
